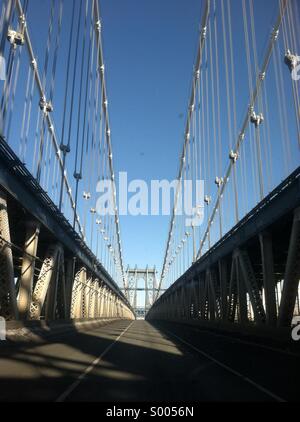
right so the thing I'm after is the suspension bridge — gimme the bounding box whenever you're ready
[0,0,299,403]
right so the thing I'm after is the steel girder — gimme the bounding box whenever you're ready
[0,189,18,319]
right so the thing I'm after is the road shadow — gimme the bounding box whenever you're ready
[0,320,297,402]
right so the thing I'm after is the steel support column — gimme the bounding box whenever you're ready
[65,257,76,317]
[45,247,63,320]
[70,268,86,319]
[30,244,61,319]
[278,208,300,327]
[18,221,40,319]
[259,231,277,325]
[0,189,18,319]
[56,250,67,319]
[218,259,228,320]
[237,249,266,324]
[237,261,248,324]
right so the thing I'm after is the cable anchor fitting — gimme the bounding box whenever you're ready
[201,26,207,41]
[272,28,279,41]
[259,72,265,81]
[7,27,25,49]
[250,107,264,127]
[229,150,239,163]
[19,14,26,32]
[284,49,299,72]
[83,192,91,200]
[73,172,82,181]
[215,177,224,188]
[60,143,70,154]
[95,20,102,32]
[239,132,245,142]
[204,195,211,205]
[39,96,53,114]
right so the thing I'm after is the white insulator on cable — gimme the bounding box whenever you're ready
[90,208,96,214]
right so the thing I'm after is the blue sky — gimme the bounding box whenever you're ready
[97,0,207,305]
[99,0,204,272]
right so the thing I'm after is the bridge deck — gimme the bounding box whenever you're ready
[0,320,299,402]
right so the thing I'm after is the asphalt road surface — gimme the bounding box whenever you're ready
[0,320,299,402]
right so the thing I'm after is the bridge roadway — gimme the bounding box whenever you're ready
[0,320,299,402]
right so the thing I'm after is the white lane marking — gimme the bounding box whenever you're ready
[163,327,286,402]
[56,321,134,402]
[183,325,300,359]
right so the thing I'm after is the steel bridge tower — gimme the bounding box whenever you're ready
[124,267,159,318]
